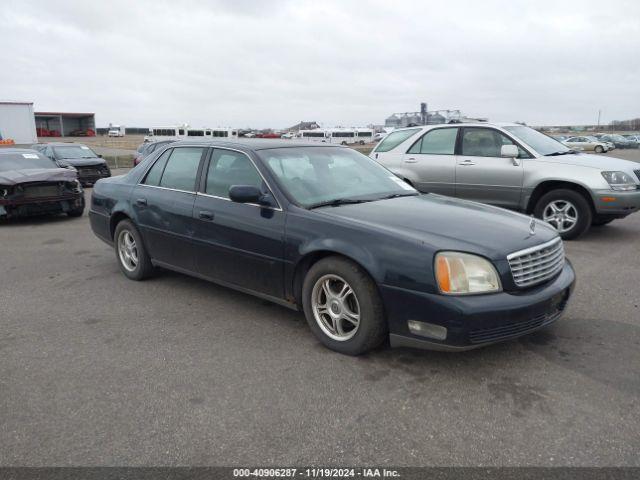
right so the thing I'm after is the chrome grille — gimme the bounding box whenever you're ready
[507,238,565,288]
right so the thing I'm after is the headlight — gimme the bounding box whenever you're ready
[435,252,501,295]
[601,171,637,191]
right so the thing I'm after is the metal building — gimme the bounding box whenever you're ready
[0,101,38,144]
[34,111,96,137]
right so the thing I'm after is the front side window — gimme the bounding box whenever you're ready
[259,147,417,208]
[374,128,421,152]
[408,128,458,155]
[461,128,528,158]
[205,150,263,198]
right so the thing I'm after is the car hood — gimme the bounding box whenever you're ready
[59,157,106,167]
[0,168,77,185]
[314,194,558,260]
[539,153,639,171]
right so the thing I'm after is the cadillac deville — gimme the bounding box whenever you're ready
[89,140,575,355]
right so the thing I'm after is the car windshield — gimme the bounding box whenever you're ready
[55,145,98,159]
[0,152,57,171]
[504,125,571,155]
[258,146,418,208]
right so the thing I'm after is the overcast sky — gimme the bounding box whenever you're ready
[2,0,639,128]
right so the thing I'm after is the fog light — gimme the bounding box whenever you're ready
[408,320,447,340]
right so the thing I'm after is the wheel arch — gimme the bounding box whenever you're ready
[526,180,596,214]
[291,247,380,306]
[109,211,133,240]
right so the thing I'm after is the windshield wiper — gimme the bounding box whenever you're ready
[377,192,419,200]
[308,198,374,209]
[545,150,578,156]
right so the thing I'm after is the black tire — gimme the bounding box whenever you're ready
[302,256,387,355]
[595,145,604,153]
[534,189,592,240]
[67,198,85,217]
[592,217,614,227]
[113,219,155,280]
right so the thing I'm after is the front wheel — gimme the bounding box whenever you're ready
[595,145,604,153]
[302,256,387,355]
[534,189,592,240]
[114,219,155,280]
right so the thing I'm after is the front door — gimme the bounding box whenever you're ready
[132,146,206,271]
[400,127,458,196]
[192,148,286,298]
[455,127,525,209]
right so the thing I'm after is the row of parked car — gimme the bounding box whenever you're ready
[0,143,111,220]
[553,133,640,153]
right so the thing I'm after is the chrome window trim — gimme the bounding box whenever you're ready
[137,183,196,195]
[506,237,562,261]
[196,191,283,212]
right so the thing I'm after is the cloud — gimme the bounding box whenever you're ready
[1,0,639,128]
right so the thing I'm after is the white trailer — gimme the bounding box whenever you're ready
[107,125,126,137]
[299,129,329,142]
[0,101,38,144]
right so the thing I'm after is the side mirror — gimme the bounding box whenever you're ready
[500,145,519,158]
[98,154,103,158]
[229,185,270,205]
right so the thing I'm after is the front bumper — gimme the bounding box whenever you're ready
[592,189,640,215]
[381,261,576,351]
[0,194,84,219]
[76,167,111,186]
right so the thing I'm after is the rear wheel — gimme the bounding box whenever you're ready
[534,189,592,240]
[114,220,154,280]
[302,256,386,355]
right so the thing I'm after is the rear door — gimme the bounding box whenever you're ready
[132,146,206,271]
[454,127,525,209]
[192,148,286,298]
[400,127,458,196]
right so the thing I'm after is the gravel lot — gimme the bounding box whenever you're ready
[1,165,639,467]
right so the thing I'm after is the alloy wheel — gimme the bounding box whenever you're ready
[543,200,578,233]
[118,230,139,272]
[311,274,361,341]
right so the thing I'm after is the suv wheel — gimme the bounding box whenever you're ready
[302,256,387,355]
[534,189,592,240]
[114,220,155,280]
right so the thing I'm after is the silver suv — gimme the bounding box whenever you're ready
[370,123,640,239]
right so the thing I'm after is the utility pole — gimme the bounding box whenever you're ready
[597,109,601,127]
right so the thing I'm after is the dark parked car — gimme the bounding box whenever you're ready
[32,143,111,186]
[599,134,637,149]
[89,140,575,355]
[0,148,84,219]
[133,140,176,166]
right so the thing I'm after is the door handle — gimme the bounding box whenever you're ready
[198,210,215,221]
[459,160,476,166]
[135,198,147,206]
[405,157,418,163]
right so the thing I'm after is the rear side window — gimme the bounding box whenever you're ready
[408,128,458,155]
[375,129,421,152]
[159,147,204,191]
[143,149,172,186]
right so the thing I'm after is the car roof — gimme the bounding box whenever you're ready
[0,147,41,155]
[168,139,347,151]
[33,142,89,147]
[387,122,523,132]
